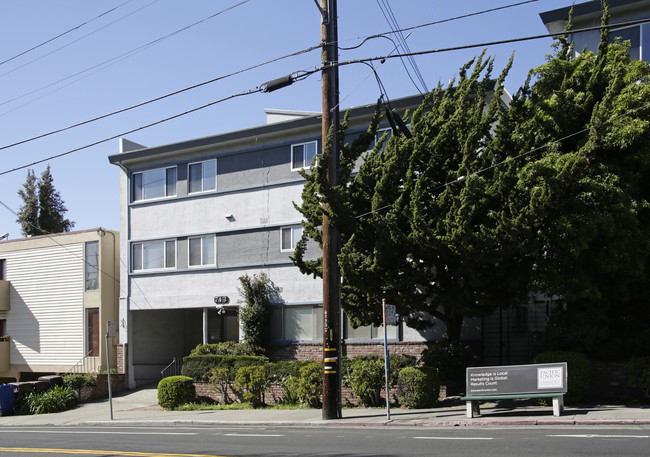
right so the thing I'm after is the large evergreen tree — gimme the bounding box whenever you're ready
[294,53,527,343]
[16,169,39,237]
[16,165,74,236]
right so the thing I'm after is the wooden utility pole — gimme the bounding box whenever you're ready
[319,0,341,420]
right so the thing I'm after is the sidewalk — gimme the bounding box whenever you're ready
[1,386,649,427]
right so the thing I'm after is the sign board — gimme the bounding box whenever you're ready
[466,362,567,396]
[384,304,397,325]
[214,296,230,305]
[106,321,116,338]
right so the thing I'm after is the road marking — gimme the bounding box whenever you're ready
[0,448,231,457]
[548,434,649,439]
[222,433,284,437]
[0,430,197,436]
[414,437,494,440]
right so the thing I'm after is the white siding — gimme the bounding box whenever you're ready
[5,243,84,365]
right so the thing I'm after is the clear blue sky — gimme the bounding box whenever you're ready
[0,0,575,239]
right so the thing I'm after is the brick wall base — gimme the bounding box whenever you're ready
[271,341,429,362]
[79,373,127,403]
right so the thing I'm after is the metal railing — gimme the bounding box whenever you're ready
[66,350,100,374]
[161,357,182,378]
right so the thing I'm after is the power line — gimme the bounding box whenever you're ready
[0,0,162,80]
[0,87,264,176]
[0,0,136,67]
[333,18,650,70]
[0,43,319,152]
[0,0,252,110]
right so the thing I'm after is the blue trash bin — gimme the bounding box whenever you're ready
[0,384,14,416]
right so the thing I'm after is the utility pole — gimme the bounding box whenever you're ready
[319,0,341,420]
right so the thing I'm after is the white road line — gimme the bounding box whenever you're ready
[414,437,494,440]
[222,433,284,437]
[548,434,649,439]
[0,430,196,436]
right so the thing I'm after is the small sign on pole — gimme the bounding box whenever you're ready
[385,304,397,325]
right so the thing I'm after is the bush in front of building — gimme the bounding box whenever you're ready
[625,356,650,401]
[233,365,270,408]
[346,356,385,407]
[158,376,196,410]
[397,367,440,409]
[62,373,96,390]
[26,385,78,414]
[189,341,264,357]
[420,341,478,386]
[532,351,591,404]
[182,354,269,381]
[282,361,322,408]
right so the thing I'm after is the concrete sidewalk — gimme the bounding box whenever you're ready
[1,386,649,427]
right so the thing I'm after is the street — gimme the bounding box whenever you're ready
[0,425,648,457]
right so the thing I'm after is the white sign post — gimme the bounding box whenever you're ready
[106,321,115,420]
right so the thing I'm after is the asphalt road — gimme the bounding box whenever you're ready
[0,424,649,457]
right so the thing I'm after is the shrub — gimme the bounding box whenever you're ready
[62,373,96,390]
[420,342,478,385]
[189,341,264,357]
[348,357,385,407]
[267,360,311,405]
[532,351,591,404]
[158,376,196,410]
[27,385,78,414]
[625,356,650,401]
[290,361,322,408]
[181,354,269,381]
[209,367,233,404]
[233,365,269,408]
[397,367,439,409]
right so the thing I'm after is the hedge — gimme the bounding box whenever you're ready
[532,351,591,404]
[181,354,269,381]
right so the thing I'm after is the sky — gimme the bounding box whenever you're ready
[0,0,578,240]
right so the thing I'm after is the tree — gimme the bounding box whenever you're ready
[16,165,74,237]
[16,169,39,237]
[491,10,650,355]
[294,52,528,343]
[238,273,272,352]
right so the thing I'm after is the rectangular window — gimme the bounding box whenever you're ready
[271,305,322,341]
[86,308,99,357]
[0,259,5,280]
[189,159,217,194]
[611,25,640,60]
[189,235,216,267]
[280,226,303,252]
[372,127,393,152]
[85,241,99,291]
[291,141,318,170]
[345,318,397,340]
[132,240,176,271]
[132,167,176,202]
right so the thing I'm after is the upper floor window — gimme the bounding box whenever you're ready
[189,159,216,194]
[132,167,176,202]
[0,259,5,280]
[281,226,303,252]
[189,235,215,267]
[372,127,393,152]
[132,240,176,271]
[291,141,318,170]
[85,241,99,290]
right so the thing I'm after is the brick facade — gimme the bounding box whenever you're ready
[79,373,127,403]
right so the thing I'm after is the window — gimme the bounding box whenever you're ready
[372,127,392,152]
[291,141,318,170]
[345,318,397,340]
[86,308,99,356]
[0,259,5,280]
[280,226,303,252]
[0,318,6,336]
[85,241,99,291]
[189,235,215,267]
[189,159,216,194]
[132,240,176,271]
[132,167,176,202]
[610,25,640,60]
[271,305,322,341]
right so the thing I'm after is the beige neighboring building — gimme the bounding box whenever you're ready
[0,229,119,382]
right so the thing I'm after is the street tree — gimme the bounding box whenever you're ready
[16,169,39,237]
[294,53,528,343]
